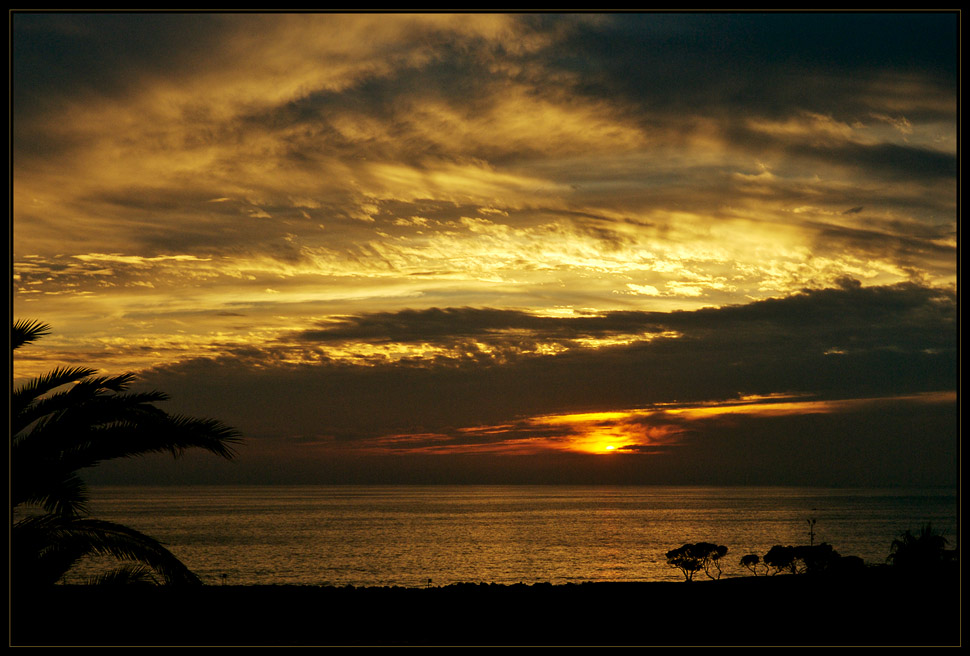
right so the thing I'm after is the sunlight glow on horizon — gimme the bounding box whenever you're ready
[298,391,957,458]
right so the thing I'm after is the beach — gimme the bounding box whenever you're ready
[11,567,960,647]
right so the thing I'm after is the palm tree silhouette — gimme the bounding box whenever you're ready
[887,524,952,573]
[12,319,242,588]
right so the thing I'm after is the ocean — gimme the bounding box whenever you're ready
[64,485,957,587]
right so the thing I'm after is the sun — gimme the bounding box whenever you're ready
[604,445,617,451]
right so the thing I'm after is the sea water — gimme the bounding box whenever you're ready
[63,485,957,587]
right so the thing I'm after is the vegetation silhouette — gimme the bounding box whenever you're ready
[711,525,955,582]
[887,523,955,574]
[12,320,242,589]
[739,553,767,576]
[758,543,845,576]
[762,544,799,575]
[664,542,728,581]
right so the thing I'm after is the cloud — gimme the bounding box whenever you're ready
[122,282,955,450]
[285,280,955,362]
[12,14,957,486]
[14,14,955,321]
[296,306,665,343]
[556,13,957,118]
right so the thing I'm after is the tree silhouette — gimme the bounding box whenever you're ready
[12,320,242,588]
[665,544,704,581]
[665,542,729,582]
[762,543,842,576]
[696,542,729,580]
[763,545,799,575]
[794,543,841,575]
[740,553,766,576]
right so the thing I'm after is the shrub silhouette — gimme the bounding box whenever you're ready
[12,320,242,588]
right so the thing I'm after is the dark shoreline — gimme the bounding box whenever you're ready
[12,568,960,647]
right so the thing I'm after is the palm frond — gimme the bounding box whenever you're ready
[66,372,138,394]
[64,416,242,465]
[13,411,240,516]
[12,514,203,587]
[85,564,159,586]
[17,412,240,468]
[11,467,90,517]
[14,365,100,402]
[155,414,243,459]
[13,366,101,434]
[15,390,170,445]
[14,369,136,407]
[13,319,51,350]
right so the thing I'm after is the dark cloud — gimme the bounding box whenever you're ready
[294,281,955,356]
[137,282,955,451]
[12,13,227,126]
[666,399,956,487]
[803,219,955,274]
[296,307,667,344]
[558,13,957,119]
[794,141,956,183]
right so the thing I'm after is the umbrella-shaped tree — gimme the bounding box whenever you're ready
[665,542,729,582]
[12,320,242,588]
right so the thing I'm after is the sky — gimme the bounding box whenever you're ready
[11,11,958,486]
